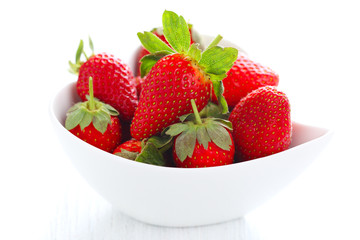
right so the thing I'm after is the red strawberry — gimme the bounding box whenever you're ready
[65,77,122,153]
[131,53,211,140]
[212,55,279,108]
[113,139,142,160]
[69,38,138,122]
[229,86,291,161]
[134,76,145,98]
[173,139,234,168]
[166,99,234,168]
[133,26,200,77]
[131,10,238,140]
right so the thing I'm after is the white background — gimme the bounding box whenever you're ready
[1,0,359,239]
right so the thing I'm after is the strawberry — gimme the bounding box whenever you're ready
[69,38,138,122]
[130,10,238,140]
[113,139,142,160]
[229,86,291,161]
[113,135,173,166]
[133,25,200,77]
[65,77,122,153]
[166,99,234,168]
[134,76,145,98]
[211,55,279,108]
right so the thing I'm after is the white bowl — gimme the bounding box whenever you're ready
[49,82,332,227]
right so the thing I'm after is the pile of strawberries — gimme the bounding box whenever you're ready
[65,10,292,168]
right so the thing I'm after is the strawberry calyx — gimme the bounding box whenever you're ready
[134,133,173,166]
[165,99,233,162]
[199,101,230,120]
[65,77,119,134]
[68,37,95,75]
[114,149,139,160]
[114,134,172,166]
[149,23,202,49]
[137,10,238,114]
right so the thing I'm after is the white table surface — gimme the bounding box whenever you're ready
[1,0,359,239]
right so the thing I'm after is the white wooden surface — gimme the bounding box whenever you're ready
[1,0,360,239]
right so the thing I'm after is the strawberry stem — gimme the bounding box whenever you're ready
[205,35,223,51]
[88,77,95,111]
[83,51,89,61]
[191,99,202,125]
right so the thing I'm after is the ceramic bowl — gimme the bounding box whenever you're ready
[49,80,332,227]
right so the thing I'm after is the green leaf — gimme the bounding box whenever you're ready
[75,39,84,64]
[218,96,229,114]
[199,102,228,119]
[175,129,196,162]
[147,134,173,149]
[162,10,190,53]
[187,43,201,62]
[114,149,139,160]
[68,61,78,74]
[68,61,82,75]
[65,108,85,130]
[178,112,197,122]
[92,110,111,134]
[206,122,232,151]
[137,31,175,54]
[135,143,166,166]
[140,51,171,77]
[214,119,233,130]
[88,36,94,55]
[66,102,82,114]
[79,112,93,130]
[165,123,189,136]
[197,45,236,115]
[196,125,211,150]
[199,46,238,76]
[205,35,223,51]
[212,80,229,114]
[179,113,193,122]
[208,73,227,81]
[103,103,119,116]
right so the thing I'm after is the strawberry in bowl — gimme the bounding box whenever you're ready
[69,38,138,122]
[229,86,292,161]
[65,77,122,153]
[131,10,238,140]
